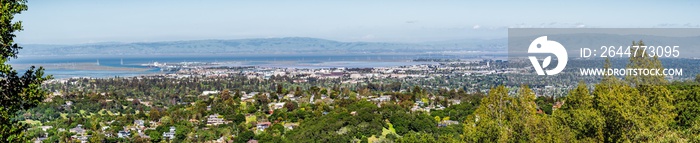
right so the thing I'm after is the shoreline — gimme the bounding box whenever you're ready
[12,63,152,72]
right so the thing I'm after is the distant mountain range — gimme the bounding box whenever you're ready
[19,37,507,56]
[22,34,698,57]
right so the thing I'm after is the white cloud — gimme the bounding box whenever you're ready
[472,25,481,29]
[654,23,700,28]
[504,22,589,28]
[361,34,375,40]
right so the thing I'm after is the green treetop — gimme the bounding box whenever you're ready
[1,0,52,142]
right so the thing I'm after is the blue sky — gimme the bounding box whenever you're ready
[14,0,700,44]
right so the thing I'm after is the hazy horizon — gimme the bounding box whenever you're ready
[19,36,506,46]
[15,0,700,45]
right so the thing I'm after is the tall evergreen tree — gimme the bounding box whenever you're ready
[627,40,677,140]
[462,85,511,142]
[626,40,666,86]
[554,81,604,142]
[594,41,678,142]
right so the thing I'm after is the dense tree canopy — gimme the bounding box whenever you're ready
[461,41,695,142]
[1,0,52,142]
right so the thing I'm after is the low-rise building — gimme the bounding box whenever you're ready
[202,90,220,95]
[268,102,286,110]
[117,131,131,138]
[69,124,86,135]
[283,123,299,130]
[207,114,228,126]
[163,126,176,140]
[438,120,460,127]
[256,122,271,130]
[134,120,145,127]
